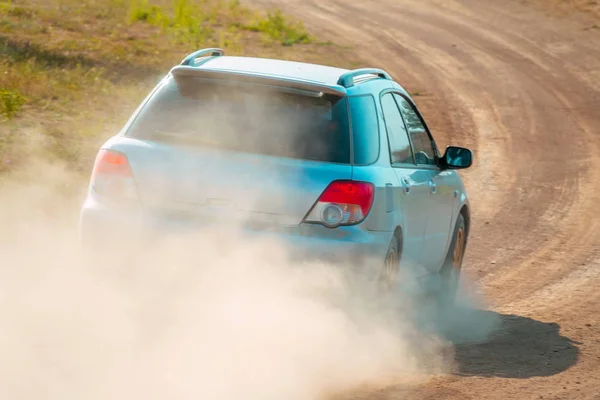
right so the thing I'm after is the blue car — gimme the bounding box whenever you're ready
[80,48,473,304]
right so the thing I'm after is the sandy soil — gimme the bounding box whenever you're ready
[249,0,600,398]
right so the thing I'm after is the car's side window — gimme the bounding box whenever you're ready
[380,93,414,165]
[348,95,380,165]
[393,94,437,166]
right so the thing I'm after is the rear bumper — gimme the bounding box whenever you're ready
[79,198,393,273]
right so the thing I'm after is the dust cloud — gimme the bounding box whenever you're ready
[0,159,500,399]
[0,86,499,399]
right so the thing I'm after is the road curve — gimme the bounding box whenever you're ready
[253,0,600,398]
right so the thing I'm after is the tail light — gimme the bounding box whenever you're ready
[303,180,375,228]
[90,149,139,201]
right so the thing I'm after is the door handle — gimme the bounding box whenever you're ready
[428,179,437,194]
[401,178,411,194]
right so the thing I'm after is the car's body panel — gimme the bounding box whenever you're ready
[106,137,353,226]
[80,192,393,280]
[80,51,472,287]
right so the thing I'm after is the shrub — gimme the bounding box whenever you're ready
[0,89,26,119]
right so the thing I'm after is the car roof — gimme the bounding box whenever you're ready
[200,56,349,87]
[184,54,409,97]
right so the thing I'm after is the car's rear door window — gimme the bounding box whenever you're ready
[126,76,351,164]
[380,93,415,165]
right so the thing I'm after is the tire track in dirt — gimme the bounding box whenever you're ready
[251,0,600,397]
[379,1,600,302]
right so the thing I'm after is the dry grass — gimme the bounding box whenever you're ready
[0,0,358,174]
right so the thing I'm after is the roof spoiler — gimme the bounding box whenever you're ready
[170,66,347,97]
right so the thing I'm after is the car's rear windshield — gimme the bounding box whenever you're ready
[126,76,351,164]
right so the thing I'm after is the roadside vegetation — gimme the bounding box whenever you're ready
[0,0,357,174]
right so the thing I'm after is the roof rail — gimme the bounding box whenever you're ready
[180,48,225,66]
[337,68,392,88]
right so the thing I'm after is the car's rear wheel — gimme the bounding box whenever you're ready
[438,212,467,308]
[378,234,401,293]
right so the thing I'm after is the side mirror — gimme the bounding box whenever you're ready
[442,146,473,169]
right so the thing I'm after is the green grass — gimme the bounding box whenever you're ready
[244,9,311,46]
[0,0,356,174]
[128,0,216,46]
[0,89,26,119]
[126,0,312,46]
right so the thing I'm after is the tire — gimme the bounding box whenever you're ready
[378,234,402,293]
[437,212,467,308]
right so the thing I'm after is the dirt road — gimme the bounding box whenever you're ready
[252,0,600,398]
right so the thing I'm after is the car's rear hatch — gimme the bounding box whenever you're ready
[113,71,353,228]
[112,140,351,228]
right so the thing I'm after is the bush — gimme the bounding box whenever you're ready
[0,89,26,119]
[246,9,311,46]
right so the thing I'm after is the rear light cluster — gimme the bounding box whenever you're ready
[303,180,375,228]
[90,149,139,201]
